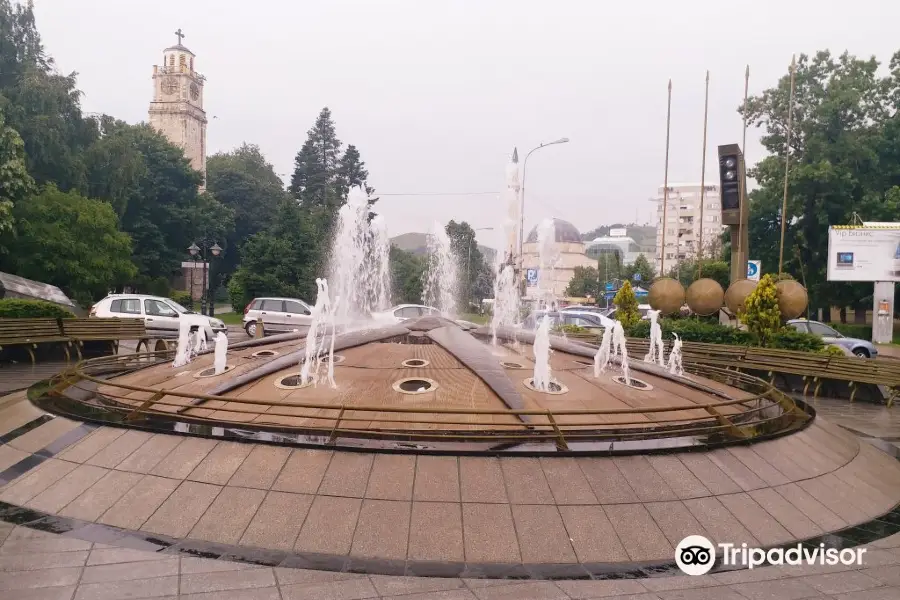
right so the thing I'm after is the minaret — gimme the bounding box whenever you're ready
[149,29,208,189]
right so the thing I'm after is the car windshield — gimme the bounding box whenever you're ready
[165,300,193,314]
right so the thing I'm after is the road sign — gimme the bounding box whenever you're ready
[747,260,760,281]
[634,273,642,282]
[525,268,538,287]
[605,282,614,291]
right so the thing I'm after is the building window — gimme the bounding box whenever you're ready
[190,57,194,70]
[169,54,174,67]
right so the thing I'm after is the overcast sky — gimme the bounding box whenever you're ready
[34,0,900,251]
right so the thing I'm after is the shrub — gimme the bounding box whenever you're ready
[613,281,640,329]
[742,274,781,346]
[555,324,589,335]
[820,345,847,356]
[0,299,75,319]
[832,323,872,340]
[169,290,194,310]
[625,318,823,351]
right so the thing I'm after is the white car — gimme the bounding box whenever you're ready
[91,294,226,340]
[370,304,441,324]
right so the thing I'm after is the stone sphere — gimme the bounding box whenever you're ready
[648,277,685,315]
[686,278,725,316]
[724,279,757,315]
[776,279,808,320]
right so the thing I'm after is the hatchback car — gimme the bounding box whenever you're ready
[91,294,226,340]
[370,304,441,324]
[242,297,314,337]
[787,319,878,358]
[523,310,614,332]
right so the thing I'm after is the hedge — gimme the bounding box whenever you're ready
[169,290,194,310]
[0,299,75,319]
[832,323,872,340]
[626,318,823,352]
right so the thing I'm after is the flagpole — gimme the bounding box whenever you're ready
[660,80,672,277]
[697,70,710,278]
[778,55,796,274]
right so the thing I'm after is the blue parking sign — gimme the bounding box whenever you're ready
[526,268,539,287]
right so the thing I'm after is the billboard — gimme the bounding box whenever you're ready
[827,226,900,282]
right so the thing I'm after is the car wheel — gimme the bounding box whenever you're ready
[853,348,870,358]
[245,322,257,337]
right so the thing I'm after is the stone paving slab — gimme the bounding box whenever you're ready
[0,408,897,571]
[0,525,896,599]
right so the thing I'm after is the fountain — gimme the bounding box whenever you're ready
[329,186,391,327]
[213,332,228,375]
[644,309,664,366]
[593,324,613,376]
[535,218,560,313]
[490,156,523,346]
[667,332,684,376]
[300,278,338,388]
[612,321,630,385]
[422,222,460,317]
[172,319,193,368]
[192,328,207,356]
[532,316,553,391]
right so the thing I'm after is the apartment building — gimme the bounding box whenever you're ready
[652,183,723,274]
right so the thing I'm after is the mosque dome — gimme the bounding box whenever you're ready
[525,218,582,244]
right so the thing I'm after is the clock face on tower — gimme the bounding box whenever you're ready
[190,83,200,101]
[161,77,178,95]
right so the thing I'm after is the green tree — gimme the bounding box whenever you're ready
[227,198,322,311]
[337,144,378,217]
[613,281,640,328]
[290,107,343,213]
[742,274,782,346]
[667,259,730,290]
[622,253,654,284]
[596,251,621,286]
[206,143,286,279]
[0,108,33,248]
[445,220,485,307]
[390,245,426,304]
[565,266,600,298]
[742,50,900,321]
[3,185,136,305]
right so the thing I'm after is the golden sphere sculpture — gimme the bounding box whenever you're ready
[724,279,757,315]
[648,277,685,315]
[686,278,725,316]
[776,279,808,320]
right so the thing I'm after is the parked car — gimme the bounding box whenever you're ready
[523,310,614,332]
[91,294,226,340]
[787,319,877,358]
[370,304,441,324]
[559,305,607,314]
[605,304,654,321]
[242,297,314,337]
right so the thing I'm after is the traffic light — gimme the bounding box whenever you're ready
[718,144,745,225]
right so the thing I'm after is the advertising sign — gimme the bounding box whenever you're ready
[827,226,900,282]
[747,260,760,281]
[609,228,627,237]
[525,268,539,287]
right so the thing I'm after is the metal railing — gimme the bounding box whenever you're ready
[39,350,810,450]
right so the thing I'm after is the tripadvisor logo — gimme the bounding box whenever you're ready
[676,535,867,575]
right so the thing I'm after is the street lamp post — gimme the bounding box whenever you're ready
[465,227,494,309]
[188,241,222,316]
[517,137,570,292]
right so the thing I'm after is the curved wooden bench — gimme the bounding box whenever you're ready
[60,318,149,359]
[0,318,70,363]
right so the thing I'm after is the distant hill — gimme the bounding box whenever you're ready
[390,232,497,263]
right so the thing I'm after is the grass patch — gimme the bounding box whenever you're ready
[215,311,244,325]
[460,313,489,325]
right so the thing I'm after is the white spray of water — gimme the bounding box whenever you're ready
[300,278,338,388]
[593,325,613,376]
[491,156,523,346]
[535,218,560,311]
[612,321,630,385]
[644,309,664,366]
[329,186,391,326]
[667,332,684,376]
[172,319,192,367]
[532,316,553,391]
[422,222,460,317]
[193,329,207,356]
[213,331,228,374]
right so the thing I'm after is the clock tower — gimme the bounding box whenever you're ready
[149,29,208,189]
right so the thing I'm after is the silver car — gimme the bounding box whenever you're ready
[242,297,313,336]
[787,319,878,358]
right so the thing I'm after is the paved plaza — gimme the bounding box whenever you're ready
[0,387,899,598]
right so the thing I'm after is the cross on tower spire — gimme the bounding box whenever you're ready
[174,28,185,45]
